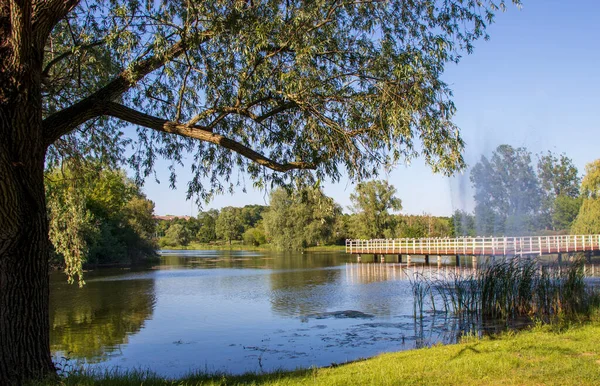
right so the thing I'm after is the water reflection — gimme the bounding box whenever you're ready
[269,267,341,317]
[50,271,156,362]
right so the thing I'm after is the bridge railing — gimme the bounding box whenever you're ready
[345,235,600,256]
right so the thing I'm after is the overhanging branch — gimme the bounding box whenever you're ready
[102,102,315,173]
[43,33,212,145]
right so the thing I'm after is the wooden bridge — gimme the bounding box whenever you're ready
[345,235,600,265]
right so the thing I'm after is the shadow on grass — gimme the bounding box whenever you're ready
[32,366,320,386]
[450,343,481,360]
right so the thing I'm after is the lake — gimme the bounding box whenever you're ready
[49,250,599,377]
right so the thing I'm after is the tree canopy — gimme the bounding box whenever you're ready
[263,187,340,249]
[471,144,541,235]
[349,180,402,238]
[536,151,580,230]
[40,0,522,199]
[216,206,246,244]
[470,145,582,235]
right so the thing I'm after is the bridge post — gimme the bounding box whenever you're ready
[407,254,412,266]
[425,255,430,265]
[586,251,592,263]
[557,253,562,264]
[455,255,460,266]
[381,255,386,263]
[397,254,403,263]
[437,255,441,269]
[472,256,478,270]
[357,254,361,262]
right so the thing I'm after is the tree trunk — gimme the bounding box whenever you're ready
[0,75,55,385]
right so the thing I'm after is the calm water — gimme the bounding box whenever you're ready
[49,251,600,377]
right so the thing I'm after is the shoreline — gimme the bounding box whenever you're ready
[158,243,346,252]
[37,320,600,385]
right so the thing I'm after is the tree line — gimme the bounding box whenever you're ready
[158,145,600,250]
[157,180,454,250]
[454,144,600,236]
[49,145,600,266]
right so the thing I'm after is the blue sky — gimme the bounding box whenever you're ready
[142,0,600,217]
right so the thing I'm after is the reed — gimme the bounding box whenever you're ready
[409,257,599,324]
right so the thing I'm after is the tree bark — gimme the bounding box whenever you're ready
[0,109,55,386]
[0,18,55,380]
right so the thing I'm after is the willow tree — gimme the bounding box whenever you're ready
[0,0,519,382]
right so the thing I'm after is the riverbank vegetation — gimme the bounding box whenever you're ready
[32,320,600,385]
[46,162,159,283]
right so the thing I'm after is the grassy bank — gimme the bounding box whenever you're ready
[162,242,272,251]
[160,243,345,252]
[35,321,600,385]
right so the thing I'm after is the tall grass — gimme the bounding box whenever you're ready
[409,258,600,324]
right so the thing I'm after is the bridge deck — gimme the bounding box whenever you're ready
[346,235,600,257]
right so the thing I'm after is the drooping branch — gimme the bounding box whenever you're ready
[42,36,205,144]
[102,101,315,173]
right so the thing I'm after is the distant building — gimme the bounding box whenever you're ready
[154,215,193,221]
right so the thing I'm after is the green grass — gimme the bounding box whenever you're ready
[34,320,600,385]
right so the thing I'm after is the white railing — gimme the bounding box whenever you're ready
[345,235,600,256]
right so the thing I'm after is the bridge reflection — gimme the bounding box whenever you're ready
[345,262,600,285]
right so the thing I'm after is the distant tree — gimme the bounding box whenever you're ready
[572,160,600,234]
[196,210,218,243]
[331,214,352,245]
[243,224,267,247]
[398,220,427,238]
[537,152,580,230]
[580,160,600,198]
[240,205,268,229]
[161,223,191,247]
[429,216,452,237]
[263,187,340,249]
[397,214,448,238]
[471,145,541,235]
[349,180,402,239]
[552,195,583,232]
[216,207,245,244]
[156,220,171,238]
[450,210,476,236]
[181,217,202,240]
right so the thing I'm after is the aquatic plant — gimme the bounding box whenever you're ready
[409,258,599,324]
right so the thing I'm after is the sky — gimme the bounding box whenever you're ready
[140,0,600,217]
